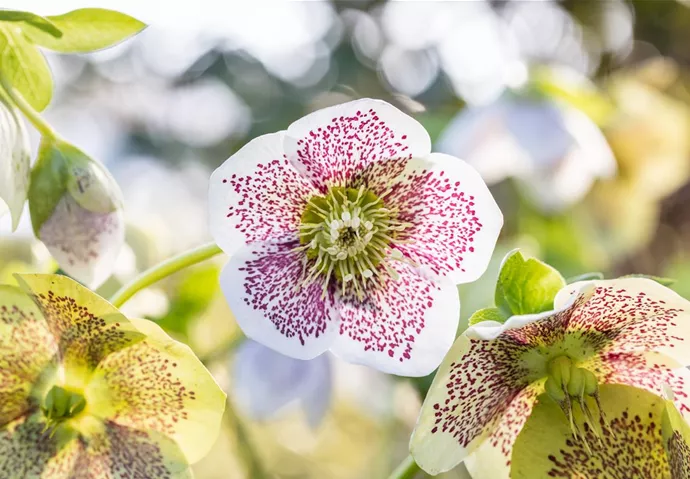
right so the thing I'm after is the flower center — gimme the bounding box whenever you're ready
[41,385,86,425]
[544,356,609,451]
[299,185,409,298]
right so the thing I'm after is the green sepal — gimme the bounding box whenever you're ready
[0,10,62,38]
[28,138,69,236]
[468,307,508,326]
[566,272,604,283]
[495,250,566,317]
[22,8,145,53]
[621,274,676,287]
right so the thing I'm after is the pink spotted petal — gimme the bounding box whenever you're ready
[219,241,339,360]
[330,261,459,377]
[283,98,431,189]
[209,132,317,257]
[357,153,502,284]
[556,278,690,366]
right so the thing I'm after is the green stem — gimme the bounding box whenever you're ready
[224,397,270,479]
[109,242,223,308]
[388,455,421,479]
[0,74,60,140]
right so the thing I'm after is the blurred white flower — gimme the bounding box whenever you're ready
[437,94,616,212]
[232,340,332,429]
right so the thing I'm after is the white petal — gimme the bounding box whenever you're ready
[39,195,124,288]
[220,240,340,360]
[209,132,317,257]
[0,100,30,231]
[330,261,459,377]
[298,352,332,429]
[284,98,431,188]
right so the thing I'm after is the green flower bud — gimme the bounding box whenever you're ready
[27,137,124,288]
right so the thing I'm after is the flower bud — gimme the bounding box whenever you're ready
[28,137,124,288]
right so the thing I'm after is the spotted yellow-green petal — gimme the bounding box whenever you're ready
[555,278,690,366]
[0,413,81,478]
[0,285,57,426]
[69,421,193,479]
[662,398,690,477]
[14,274,145,378]
[86,318,226,464]
[511,384,671,479]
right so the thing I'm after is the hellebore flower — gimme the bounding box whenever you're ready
[0,273,226,477]
[509,385,690,478]
[28,138,125,288]
[0,97,30,231]
[232,340,331,428]
[209,98,503,376]
[410,278,690,475]
[437,94,615,212]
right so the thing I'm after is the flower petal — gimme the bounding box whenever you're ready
[39,195,124,288]
[220,240,340,360]
[284,98,431,188]
[330,261,459,377]
[410,292,588,474]
[87,318,226,465]
[208,132,317,257]
[662,397,690,477]
[0,100,30,231]
[0,285,56,426]
[556,278,690,366]
[15,274,144,377]
[511,384,671,478]
[359,153,502,284]
[298,351,332,429]
[0,414,82,478]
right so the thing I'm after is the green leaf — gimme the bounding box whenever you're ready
[0,25,52,111]
[468,307,508,326]
[621,274,676,287]
[495,250,566,317]
[0,11,62,38]
[23,8,145,53]
[566,272,605,283]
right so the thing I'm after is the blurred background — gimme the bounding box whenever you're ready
[3,0,690,477]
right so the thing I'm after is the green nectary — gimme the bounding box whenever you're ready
[41,385,86,425]
[298,185,410,298]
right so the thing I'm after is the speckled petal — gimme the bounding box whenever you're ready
[87,318,226,465]
[0,285,56,426]
[0,413,80,478]
[359,152,502,284]
[220,240,340,360]
[331,261,459,377]
[511,385,671,479]
[284,98,431,189]
[70,421,193,479]
[14,274,144,378]
[410,292,587,474]
[208,132,317,257]
[662,397,690,477]
[556,278,690,366]
[39,195,124,289]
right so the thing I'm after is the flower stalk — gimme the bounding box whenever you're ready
[388,454,421,479]
[109,242,223,308]
[0,74,60,140]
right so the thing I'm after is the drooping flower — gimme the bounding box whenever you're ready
[28,138,125,289]
[232,340,331,428]
[410,277,690,476]
[0,273,226,477]
[437,92,615,212]
[209,98,503,376]
[509,384,690,478]
[0,96,30,231]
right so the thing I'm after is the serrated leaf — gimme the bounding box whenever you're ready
[468,307,508,326]
[0,97,30,230]
[0,10,62,38]
[566,272,605,283]
[0,25,52,111]
[621,274,676,287]
[495,250,566,316]
[23,8,145,53]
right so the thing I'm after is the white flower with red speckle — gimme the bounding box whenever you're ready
[209,98,502,376]
[410,277,690,476]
